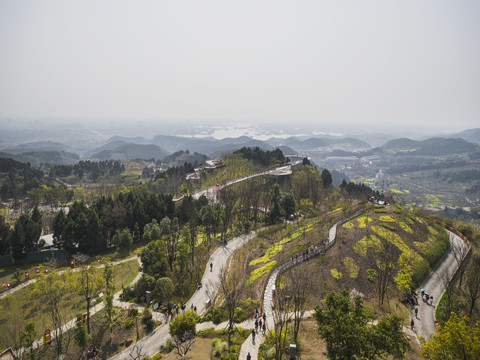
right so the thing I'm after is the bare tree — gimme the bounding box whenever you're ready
[173,331,196,359]
[375,235,397,306]
[128,342,145,360]
[289,267,308,343]
[439,268,455,321]
[218,264,241,349]
[272,282,293,360]
[205,280,219,308]
[31,272,74,359]
[450,232,469,288]
[464,252,480,315]
[219,185,238,242]
[75,254,102,334]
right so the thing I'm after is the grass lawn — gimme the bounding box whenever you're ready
[0,259,139,349]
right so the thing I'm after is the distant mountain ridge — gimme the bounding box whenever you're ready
[0,150,79,165]
[90,143,170,161]
[455,128,480,145]
[1,140,69,154]
[381,137,479,155]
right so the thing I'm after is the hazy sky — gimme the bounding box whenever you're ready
[1,1,479,132]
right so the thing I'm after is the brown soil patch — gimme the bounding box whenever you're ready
[298,318,328,359]
[161,337,212,360]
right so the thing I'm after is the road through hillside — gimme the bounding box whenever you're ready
[415,230,469,341]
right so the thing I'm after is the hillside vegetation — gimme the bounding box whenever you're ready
[279,204,449,306]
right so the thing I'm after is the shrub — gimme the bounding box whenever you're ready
[343,257,359,278]
[399,222,413,234]
[375,205,385,209]
[212,338,228,357]
[374,209,387,213]
[197,327,226,337]
[212,308,228,324]
[146,318,155,332]
[379,215,396,222]
[124,318,134,329]
[142,308,152,324]
[128,308,139,317]
[330,268,343,280]
[424,230,450,267]
[246,261,276,285]
[412,259,431,288]
[367,269,377,282]
[160,338,174,353]
[379,223,396,231]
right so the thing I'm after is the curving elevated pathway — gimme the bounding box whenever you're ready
[239,208,365,359]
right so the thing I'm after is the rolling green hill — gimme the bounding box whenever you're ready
[381,137,479,155]
[90,143,169,161]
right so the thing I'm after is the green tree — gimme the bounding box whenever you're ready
[269,183,283,223]
[421,313,480,359]
[169,310,199,359]
[52,209,66,249]
[9,216,26,258]
[139,239,168,278]
[83,209,104,252]
[321,169,333,188]
[113,228,133,252]
[155,277,174,304]
[74,314,91,357]
[104,263,120,340]
[281,193,296,219]
[176,241,189,273]
[142,219,161,243]
[314,290,408,360]
[20,322,36,360]
[0,214,10,255]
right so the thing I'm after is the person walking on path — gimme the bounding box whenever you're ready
[415,307,418,318]
[252,329,256,344]
[210,262,213,271]
[247,352,251,360]
[411,318,415,330]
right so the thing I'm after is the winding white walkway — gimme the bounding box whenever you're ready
[109,231,258,359]
[238,208,365,360]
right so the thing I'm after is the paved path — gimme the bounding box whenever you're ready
[239,208,365,360]
[414,230,469,341]
[1,256,139,300]
[109,231,258,359]
[174,165,292,202]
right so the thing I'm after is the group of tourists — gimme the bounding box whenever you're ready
[251,308,267,345]
[421,289,434,305]
[291,244,320,264]
[162,302,197,321]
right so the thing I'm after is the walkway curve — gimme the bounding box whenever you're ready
[15,257,142,358]
[1,255,140,300]
[109,231,258,359]
[415,229,469,341]
[239,208,365,360]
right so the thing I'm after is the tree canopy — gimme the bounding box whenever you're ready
[314,289,409,360]
[421,313,480,360]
